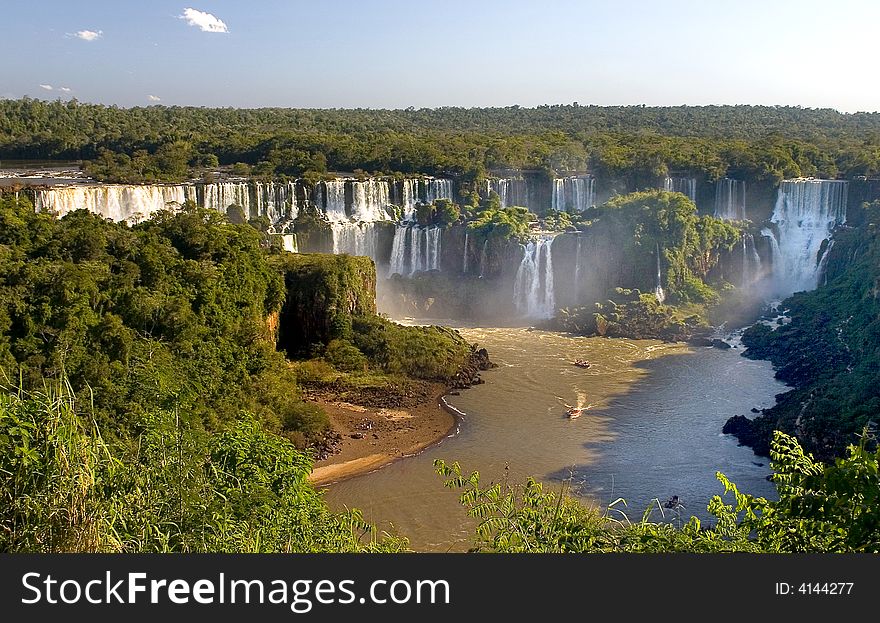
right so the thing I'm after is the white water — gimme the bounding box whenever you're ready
[478,240,489,278]
[34,181,303,226]
[396,178,454,220]
[654,242,666,303]
[483,178,529,209]
[663,177,697,203]
[765,179,848,296]
[462,230,470,273]
[552,176,594,213]
[741,233,762,288]
[331,222,378,260]
[280,234,298,253]
[714,178,747,221]
[388,225,442,276]
[513,236,556,318]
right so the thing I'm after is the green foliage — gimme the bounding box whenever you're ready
[325,339,368,373]
[0,196,320,438]
[468,206,536,242]
[0,382,406,552]
[435,429,880,553]
[592,190,739,303]
[4,100,879,182]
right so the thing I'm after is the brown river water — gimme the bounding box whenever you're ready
[322,326,785,551]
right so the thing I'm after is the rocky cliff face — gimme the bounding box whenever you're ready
[275,254,376,357]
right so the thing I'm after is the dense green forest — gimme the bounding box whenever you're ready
[3,99,880,182]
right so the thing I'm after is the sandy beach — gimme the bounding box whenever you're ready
[308,382,457,486]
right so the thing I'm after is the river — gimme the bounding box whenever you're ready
[322,326,785,551]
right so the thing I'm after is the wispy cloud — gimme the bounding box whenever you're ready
[148,95,162,102]
[59,87,72,93]
[72,29,103,41]
[179,8,228,33]
[39,84,53,91]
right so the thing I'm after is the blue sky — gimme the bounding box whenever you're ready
[2,0,877,111]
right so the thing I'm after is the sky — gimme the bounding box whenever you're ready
[1,0,878,112]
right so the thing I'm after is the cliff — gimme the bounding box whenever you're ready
[275,253,377,357]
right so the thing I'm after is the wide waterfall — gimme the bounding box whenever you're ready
[388,225,442,276]
[317,180,349,222]
[654,242,666,304]
[765,179,848,296]
[35,184,195,222]
[392,178,454,220]
[483,178,529,209]
[551,176,594,213]
[714,178,747,221]
[513,237,556,319]
[331,222,379,261]
[663,177,697,203]
[34,181,300,226]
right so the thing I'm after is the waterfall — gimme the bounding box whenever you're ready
[483,178,529,209]
[662,177,697,203]
[714,178,747,221]
[573,235,584,300]
[513,237,556,319]
[395,177,453,221]
[387,225,442,277]
[478,240,489,278]
[34,182,300,226]
[331,222,378,261]
[766,179,848,296]
[741,233,762,288]
[423,178,453,205]
[462,230,470,273]
[816,240,835,287]
[35,184,189,222]
[551,176,594,213]
[350,179,391,221]
[654,242,666,304]
[280,234,298,253]
[318,180,348,222]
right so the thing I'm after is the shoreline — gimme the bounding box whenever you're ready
[308,383,462,487]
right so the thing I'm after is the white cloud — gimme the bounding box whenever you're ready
[179,8,228,33]
[148,95,162,102]
[59,87,72,93]
[73,29,102,41]
[39,84,53,91]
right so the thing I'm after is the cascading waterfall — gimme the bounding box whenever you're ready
[331,222,378,261]
[350,179,391,222]
[816,240,835,286]
[765,179,848,296]
[573,235,584,299]
[394,178,454,221]
[513,237,556,319]
[654,242,666,304]
[483,178,529,208]
[478,240,489,278]
[319,180,349,221]
[714,178,747,221]
[551,176,594,213]
[741,233,762,288]
[462,230,470,273]
[280,234,298,253]
[35,184,191,222]
[663,177,697,203]
[387,225,442,276]
[34,182,299,226]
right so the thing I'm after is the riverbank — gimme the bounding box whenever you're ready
[308,383,456,486]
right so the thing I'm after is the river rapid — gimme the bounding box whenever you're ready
[322,327,785,551]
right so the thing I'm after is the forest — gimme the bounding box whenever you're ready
[2,99,880,183]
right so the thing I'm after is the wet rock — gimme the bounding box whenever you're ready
[751,407,761,413]
[711,339,732,349]
[350,432,365,439]
[688,337,714,347]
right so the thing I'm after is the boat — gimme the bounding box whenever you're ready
[573,359,591,369]
[566,407,586,418]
